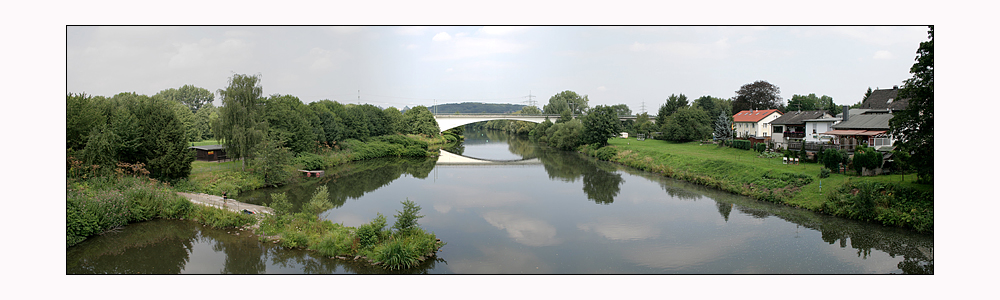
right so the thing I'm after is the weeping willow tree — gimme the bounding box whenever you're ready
[215,73,267,171]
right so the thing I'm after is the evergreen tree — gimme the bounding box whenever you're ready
[713,111,734,142]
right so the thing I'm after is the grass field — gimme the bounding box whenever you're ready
[605,138,932,210]
[190,139,222,146]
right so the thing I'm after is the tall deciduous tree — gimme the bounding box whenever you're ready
[733,80,782,112]
[581,105,622,147]
[263,94,316,154]
[155,85,215,113]
[608,104,632,116]
[787,94,820,111]
[543,90,589,115]
[67,93,107,151]
[890,26,933,183]
[656,94,689,125]
[402,106,440,136]
[217,74,267,171]
[661,107,712,142]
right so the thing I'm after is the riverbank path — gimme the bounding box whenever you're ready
[177,192,273,215]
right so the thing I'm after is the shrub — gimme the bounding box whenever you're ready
[294,152,326,170]
[819,168,831,178]
[594,146,619,161]
[280,231,310,248]
[356,213,388,249]
[268,192,293,216]
[753,143,766,153]
[852,146,883,175]
[821,148,845,170]
[302,186,333,217]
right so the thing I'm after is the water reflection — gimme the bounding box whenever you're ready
[69,129,933,274]
[66,219,444,274]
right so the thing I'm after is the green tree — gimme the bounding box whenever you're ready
[67,93,107,151]
[154,84,215,114]
[819,95,837,116]
[518,105,542,115]
[693,95,730,120]
[657,94,689,124]
[713,111,733,142]
[733,80,782,112]
[217,74,267,171]
[127,93,195,181]
[546,119,583,150]
[661,106,712,142]
[787,94,820,111]
[383,106,405,134]
[392,199,424,233]
[251,135,293,186]
[543,90,589,115]
[80,124,120,170]
[581,105,622,147]
[609,104,632,116]
[193,103,219,141]
[263,94,316,154]
[303,185,334,218]
[890,26,934,183]
[310,100,345,143]
[402,106,440,136]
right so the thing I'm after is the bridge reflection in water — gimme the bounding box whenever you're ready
[435,149,541,167]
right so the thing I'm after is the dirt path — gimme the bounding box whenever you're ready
[176,192,273,215]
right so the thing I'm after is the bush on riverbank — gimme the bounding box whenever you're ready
[258,190,442,270]
[820,180,933,233]
[67,175,257,247]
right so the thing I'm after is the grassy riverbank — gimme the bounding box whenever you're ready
[581,138,933,233]
[175,134,449,197]
[66,175,257,247]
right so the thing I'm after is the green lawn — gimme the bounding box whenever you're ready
[606,138,932,210]
[190,139,222,146]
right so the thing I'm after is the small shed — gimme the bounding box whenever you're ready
[190,145,227,161]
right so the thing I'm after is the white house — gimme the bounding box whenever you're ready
[732,109,782,139]
[803,117,840,143]
[768,110,831,149]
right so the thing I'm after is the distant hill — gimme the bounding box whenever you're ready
[430,102,526,114]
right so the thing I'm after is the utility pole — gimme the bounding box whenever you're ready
[640,101,646,114]
[357,89,360,105]
[527,91,536,108]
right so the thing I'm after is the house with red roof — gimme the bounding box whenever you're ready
[732,109,782,141]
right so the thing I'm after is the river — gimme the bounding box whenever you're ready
[66,129,933,274]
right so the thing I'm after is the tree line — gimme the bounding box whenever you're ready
[67,73,441,182]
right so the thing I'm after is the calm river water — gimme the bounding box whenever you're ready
[67,129,933,274]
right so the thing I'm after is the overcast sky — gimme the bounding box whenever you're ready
[67,26,929,113]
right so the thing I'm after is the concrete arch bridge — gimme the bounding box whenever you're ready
[433,113,650,132]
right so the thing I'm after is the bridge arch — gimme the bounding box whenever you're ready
[433,114,559,132]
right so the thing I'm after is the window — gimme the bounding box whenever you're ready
[812,128,816,134]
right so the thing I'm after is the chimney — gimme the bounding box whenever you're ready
[842,105,849,121]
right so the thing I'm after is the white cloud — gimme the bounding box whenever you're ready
[873,50,894,59]
[597,86,607,92]
[425,37,527,60]
[483,211,560,247]
[432,32,452,42]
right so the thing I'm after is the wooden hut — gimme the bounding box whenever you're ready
[190,145,227,161]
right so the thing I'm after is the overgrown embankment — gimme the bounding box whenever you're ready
[257,188,443,270]
[176,134,448,197]
[67,174,256,248]
[580,138,933,233]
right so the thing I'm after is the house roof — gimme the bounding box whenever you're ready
[189,145,226,151]
[832,113,894,130]
[836,108,872,118]
[732,109,781,123]
[861,87,909,110]
[770,110,830,125]
[804,117,841,122]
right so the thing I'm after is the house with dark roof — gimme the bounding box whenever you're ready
[821,106,896,152]
[732,109,782,142]
[769,110,831,150]
[860,86,909,111]
[189,145,228,161]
